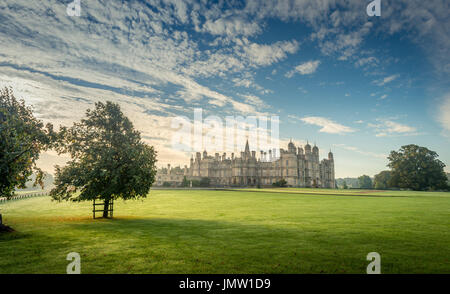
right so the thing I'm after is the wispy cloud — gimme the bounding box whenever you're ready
[201,17,262,37]
[293,116,355,134]
[333,144,386,159]
[368,119,418,137]
[374,74,400,86]
[438,93,450,136]
[286,60,320,78]
[240,40,299,67]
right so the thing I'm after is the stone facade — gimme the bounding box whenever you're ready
[156,140,335,188]
[155,164,187,186]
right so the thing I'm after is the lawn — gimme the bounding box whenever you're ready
[1,188,449,273]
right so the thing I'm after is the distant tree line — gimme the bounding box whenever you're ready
[338,145,449,191]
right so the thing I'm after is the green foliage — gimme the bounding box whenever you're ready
[336,178,360,188]
[374,170,391,190]
[162,182,172,187]
[190,180,201,187]
[272,179,287,187]
[181,176,189,187]
[0,87,55,198]
[342,181,348,189]
[199,177,211,187]
[388,144,449,191]
[50,101,157,217]
[358,175,373,189]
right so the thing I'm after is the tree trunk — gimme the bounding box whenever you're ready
[103,198,110,218]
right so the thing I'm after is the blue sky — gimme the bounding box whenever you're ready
[0,0,449,177]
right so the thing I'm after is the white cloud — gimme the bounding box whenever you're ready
[286,60,320,78]
[438,93,450,135]
[375,74,400,86]
[355,56,378,67]
[239,94,269,110]
[240,40,299,66]
[368,119,418,137]
[299,116,356,134]
[333,144,386,159]
[380,94,388,100]
[231,73,272,94]
[201,17,261,37]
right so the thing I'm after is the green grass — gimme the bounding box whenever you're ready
[1,188,449,273]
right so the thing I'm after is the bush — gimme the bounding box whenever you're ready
[272,179,287,187]
[199,177,211,187]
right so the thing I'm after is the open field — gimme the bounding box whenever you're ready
[1,188,449,273]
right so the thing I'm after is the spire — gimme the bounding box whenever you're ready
[245,139,250,154]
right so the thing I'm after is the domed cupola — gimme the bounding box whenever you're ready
[304,141,312,153]
[312,143,319,154]
[288,139,296,153]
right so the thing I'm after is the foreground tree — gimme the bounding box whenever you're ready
[0,87,54,199]
[358,175,373,189]
[373,171,391,190]
[388,144,448,191]
[50,101,157,218]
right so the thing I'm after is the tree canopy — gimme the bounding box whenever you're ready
[387,144,448,191]
[0,87,54,198]
[358,175,373,189]
[373,170,391,190]
[50,101,157,217]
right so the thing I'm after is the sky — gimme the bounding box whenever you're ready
[0,0,449,178]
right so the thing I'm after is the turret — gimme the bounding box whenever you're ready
[304,141,311,154]
[298,147,304,155]
[312,143,319,154]
[328,150,334,161]
[203,150,207,159]
[288,140,296,154]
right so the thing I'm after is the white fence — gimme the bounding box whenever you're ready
[0,192,49,203]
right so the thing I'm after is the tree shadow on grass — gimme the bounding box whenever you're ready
[1,217,447,273]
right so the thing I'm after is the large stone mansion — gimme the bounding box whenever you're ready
[156,140,335,188]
